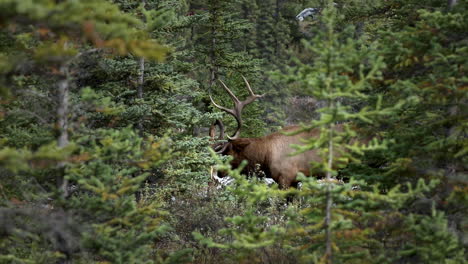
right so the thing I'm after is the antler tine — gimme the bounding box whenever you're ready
[218,79,240,103]
[242,75,263,97]
[209,94,236,116]
[210,120,230,154]
[210,81,242,140]
[241,76,264,106]
[215,142,230,154]
[227,121,241,140]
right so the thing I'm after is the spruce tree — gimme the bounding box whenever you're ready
[278,2,437,262]
[0,0,180,262]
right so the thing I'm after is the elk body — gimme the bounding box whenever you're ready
[210,77,344,188]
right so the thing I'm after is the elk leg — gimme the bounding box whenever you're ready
[278,175,294,189]
[277,174,301,204]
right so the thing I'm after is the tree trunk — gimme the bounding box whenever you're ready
[208,0,221,89]
[209,23,218,88]
[137,58,144,99]
[274,0,280,58]
[448,0,458,9]
[57,64,70,197]
[325,121,334,264]
[136,0,146,135]
[324,24,335,262]
[210,36,217,88]
[137,57,145,134]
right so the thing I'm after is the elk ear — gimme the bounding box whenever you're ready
[231,138,251,151]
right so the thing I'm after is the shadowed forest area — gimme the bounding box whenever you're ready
[0,0,466,263]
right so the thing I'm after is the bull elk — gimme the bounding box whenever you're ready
[209,77,347,189]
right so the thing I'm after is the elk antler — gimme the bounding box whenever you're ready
[209,119,225,141]
[209,119,230,153]
[210,76,263,140]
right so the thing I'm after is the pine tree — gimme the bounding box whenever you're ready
[347,0,467,255]
[0,0,178,262]
[282,2,434,262]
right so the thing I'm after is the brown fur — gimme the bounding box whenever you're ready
[220,125,341,188]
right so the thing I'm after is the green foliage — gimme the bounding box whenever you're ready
[0,0,466,263]
[0,0,184,262]
[0,141,76,173]
[66,128,171,263]
[286,176,438,263]
[398,209,466,263]
[194,152,287,263]
[0,0,168,61]
[195,1,467,263]
[287,2,394,177]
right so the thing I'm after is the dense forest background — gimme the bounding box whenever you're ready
[0,0,466,263]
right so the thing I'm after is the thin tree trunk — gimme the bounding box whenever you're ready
[274,0,280,58]
[206,3,219,198]
[325,121,334,264]
[210,35,217,88]
[209,17,218,88]
[448,0,458,9]
[355,21,364,39]
[209,0,221,89]
[445,0,460,187]
[137,58,144,99]
[57,64,70,197]
[136,0,146,135]
[137,57,145,134]
[324,20,335,263]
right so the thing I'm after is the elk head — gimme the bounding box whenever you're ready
[209,77,264,178]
